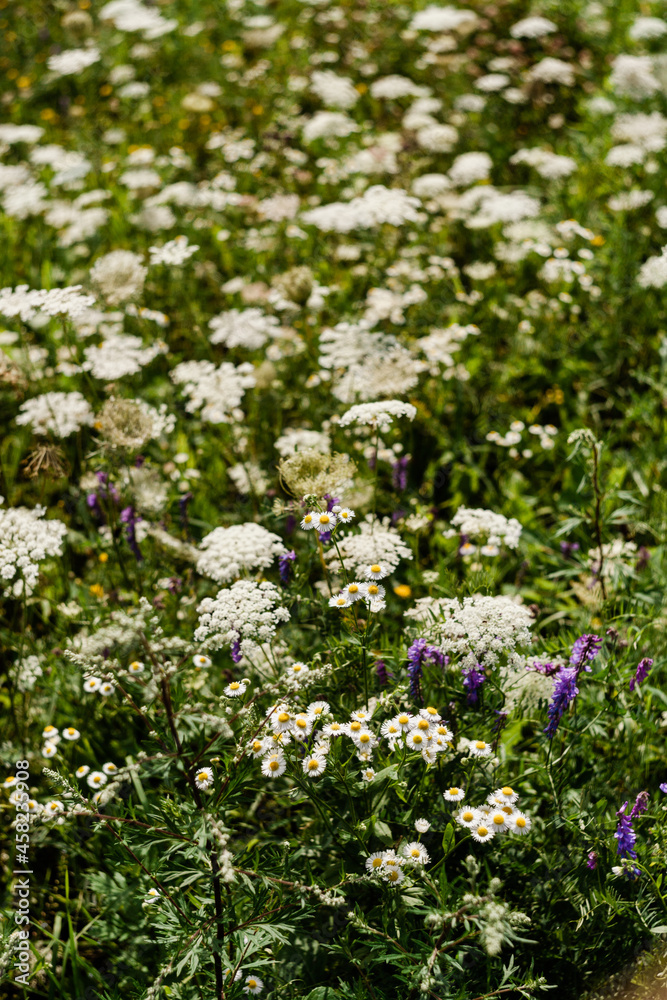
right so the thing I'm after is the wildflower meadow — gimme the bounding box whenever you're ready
[3,0,667,997]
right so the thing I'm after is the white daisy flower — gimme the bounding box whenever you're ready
[102,762,118,776]
[365,851,385,872]
[361,767,376,782]
[300,512,316,530]
[308,700,330,718]
[489,810,511,833]
[303,754,327,777]
[365,563,388,580]
[261,754,287,779]
[314,511,337,533]
[361,581,386,602]
[420,706,442,722]
[491,785,519,805]
[62,727,81,741]
[335,507,355,525]
[45,800,64,816]
[224,680,247,697]
[194,766,214,790]
[381,719,402,740]
[368,598,386,613]
[455,806,479,828]
[405,730,427,750]
[98,682,115,696]
[352,730,377,751]
[248,738,268,758]
[415,818,430,833]
[193,654,211,668]
[76,765,90,779]
[471,823,496,843]
[42,742,58,758]
[293,714,313,740]
[468,739,493,758]
[286,662,309,681]
[272,707,294,733]
[345,720,369,738]
[87,771,107,789]
[129,660,145,674]
[393,712,413,732]
[350,708,373,722]
[343,581,364,602]
[322,721,345,737]
[244,974,264,995]
[383,866,405,885]
[145,888,161,903]
[329,593,351,609]
[83,677,102,693]
[402,841,430,866]
[444,786,465,802]
[508,811,531,835]
[42,725,59,739]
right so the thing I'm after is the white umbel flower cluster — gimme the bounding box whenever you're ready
[0,499,67,596]
[170,360,255,423]
[208,308,280,350]
[0,284,96,322]
[195,580,290,657]
[405,595,533,670]
[17,391,95,438]
[196,523,287,584]
[90,250,147,305]
[302,186,421,233]
[83,334,165,379]
[310,71,359,109]
[637,246,667,288]
[148,236,199,266]
[339,400,417,430]
[327,515,412,576]
[449,507,523,553]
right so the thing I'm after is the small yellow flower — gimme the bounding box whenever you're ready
[393,584,411,598]
[98,553,108,564]
[89,584,104,598]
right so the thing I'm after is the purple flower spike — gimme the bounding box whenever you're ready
[629,657,653,692]
[544,666,579,739]
[615,802,638,860]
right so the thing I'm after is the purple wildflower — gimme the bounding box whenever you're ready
[544,666,579,739]
[570,634,602,672]
[528,660,561,677]
[586,851,598,870]
[407,638,446,702]
[614,802,637,860]
[375,659,393,687]
[178,491,192,533]
[560,541,580,556]
[630,791,649,819]
[392,456,410,491]
[492,710,508,734]
[660,783,667,794]
[462,664,486,706]
[629,657,653,692]
[278,550,296,587]
[230,639,242,664]
[120,505,143,562]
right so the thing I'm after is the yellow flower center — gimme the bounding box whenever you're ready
[359,733,370,743]
[308,760,320,770]
[398,715,409,725]
[448,787,460,796]
[387,869,399,881]
[426,706,437,716]
[371,564,381,573]
[475,741,487,750]
[336,598,346,605]
[248,981,257,989]
[516,817,526,828]
[296,718,307,729]
[412,734,423,744]
[462,811,474,822]
[252,741,262,752]
[350,721,361,732]
[197,772,208,782]
[269,760,280,771]
[502,786,513,796]
[410,849,420,858]
[417,719,430,731]
[320,514,330,524]
[304,515,312,523]
[368,584,379,595]
[229,682,240,690]
[492,814,505,826]
[278,712,290,723]
[371,857,382,868]
[477,826,488,837]
[348,584,359,593]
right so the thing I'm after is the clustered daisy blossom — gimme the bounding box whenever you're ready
[454,786,532,843]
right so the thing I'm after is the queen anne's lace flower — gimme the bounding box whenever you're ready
[195,580,290,658]
[197,523,286,584]
[338,400,417,430]
[406,595,533,670]
[327,515,412,576]
[16,391,95,437]
[449,507,522,550]
[0,499,67,596]
[170,360,255,423]
[208,308,280,350]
